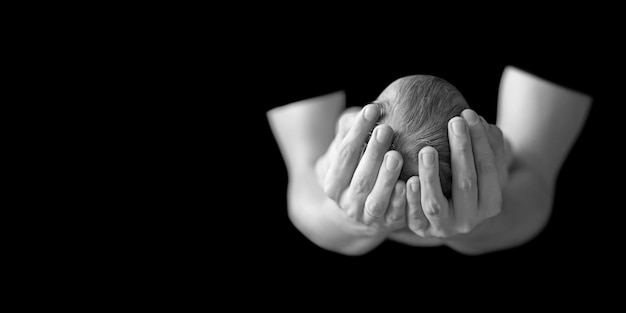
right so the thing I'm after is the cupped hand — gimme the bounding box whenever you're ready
[315,104,407,232]
[406,109,509,238]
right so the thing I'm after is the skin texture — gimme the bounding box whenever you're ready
[268,66,592,255]
[323,107,507,241]
[319,104,407,230]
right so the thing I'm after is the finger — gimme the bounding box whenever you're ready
[447,116,478,233]
[385,181,407,230]
[327,108,362,167]
[342,104,381,145]
[343,124,393,219]
[362,150,403,225]
[483,119,504,164]
[481,117,508,186]
[418,147,452,237]
[324,104,381,201]
[406,176,429,236]
[336,107,362,140]
[462,110,502,219]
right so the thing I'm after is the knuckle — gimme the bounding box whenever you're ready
[476,156,497,174]
[386,215,400,225]
[338,144,358,165]
[323,184,339,201]
[365,200,385,218]
[422,173,439,185]
[364,145,384,160]
[362,216,373,226]
[391,199,405,213]
[386,211,404,224]
[345,207,359,221]
[453,139,472,152]
[379,175,397,190]
[458,176,476,192]
[424,200,442,216]
[341,199,359,213]
[408,219,426,234]
[470,122,487,135]
[470,122,487,132]
[407,204,422,218]
[351,178,372,196]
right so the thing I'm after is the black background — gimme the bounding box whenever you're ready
[220,39,623,286]
[138,26,625,293]
[27,8,624,303]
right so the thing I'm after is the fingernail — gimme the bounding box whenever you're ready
[451,120,466,136]
[376,126,390,143]
[410,181,419,193]
[463,110,479,126]
[364,105,379,122]
[385,154,400,171]
[422,151,434,168]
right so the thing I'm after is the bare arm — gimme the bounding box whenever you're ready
[445,66,592,254]
[497,66,593,185]
[267,92,345,173]
[267,91,388,255]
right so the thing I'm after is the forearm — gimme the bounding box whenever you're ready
[446,67,591,255]
[288,168,388,256]
[267,91,346,172]
[497,66,592,181]
[444,164,553,255]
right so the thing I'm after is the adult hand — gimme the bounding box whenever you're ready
[406,109,508,238]
[315,104,407,232]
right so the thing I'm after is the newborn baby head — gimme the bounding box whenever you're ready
[375,75,469,198]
